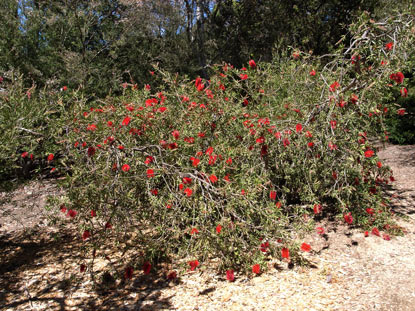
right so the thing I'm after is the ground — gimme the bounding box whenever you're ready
[1,144,415,311]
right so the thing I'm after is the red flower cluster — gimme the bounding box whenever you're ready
[252,264,261,274]
[385,42,393,50]
[344,212,353,224]
[390,72,404,84]
[226,269,235,282]
[301,243,311,252]
[189,260,199,271]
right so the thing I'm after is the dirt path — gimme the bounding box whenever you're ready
[1,144,415,311]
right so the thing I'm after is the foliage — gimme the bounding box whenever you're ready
[48,11,414,280]
[0,71,77,185]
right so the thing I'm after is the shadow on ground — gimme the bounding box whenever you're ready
[0,228,174,311]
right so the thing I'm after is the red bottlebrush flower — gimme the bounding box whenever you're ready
[168,142,178,150]
[184,188,193,197]
[105,222,112,230]
[190,228,199,235]
[118,145,124,150]
[330,120,337,129]
[371,227,380,237]
[292,51,300,59]
[252,264,261,274]
[385,42,393,50]
[122,164,130,172]
[313,204,322,215]
[107,121,113,127]
[377,161,382,168]
[308,142,314,148]
[256,136,265,144]
[281,248,290,259]
[240,74,248,80]
[122,116,131,126]
[150,189,158,196]
[208,155,217,165]
[190,157,200,167]
[67,209,77,218]
[275,202,282,208]
[364,231,369,237]
[296,123,303,133]
[167,271,177,280]
[145,84,151,90]
[172,130,180,140]
[60,205,67,213]
[124,266,133,279]
[301,243,311,252]
[87,146,95,157]
[309,69,316,76]
[182,177,192,184]
[400,87,408,97]
[195,77,204,91]
[209,175,218,183]
[226,269,235,282]
[47,154,54,162]
[329,81,340,92]
[189,260,199,271]
[249,59,256,68]
[260,241,270,253]
[21,151,28,158]
[344,212,353,225]
[184,137,195,144]
[316,227,325,234]
[30,153,33,160]
[144,156,154,165]
[305,131,313,138]
[241,189,246,195]
[364,149,374,158]
[383,234,391,241]
[332,171,337,180]
[328,142,338,151]
[206,146,214,155]
[80,264,86,273]
[366,208,375,215]
[215,224,223,234]
[226,157,232,165]
[283,138,290,147]
[351,54,360,64]
[143,261,151,275]
[397,108,406,116]
[82,230,91,241]
[390,72,404,84]
[147,169,154,178]
[270,191,277,201]
[90,210,96,217]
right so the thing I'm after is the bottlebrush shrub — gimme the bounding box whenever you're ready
[0,71,74,183]
[57,12,413,277]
